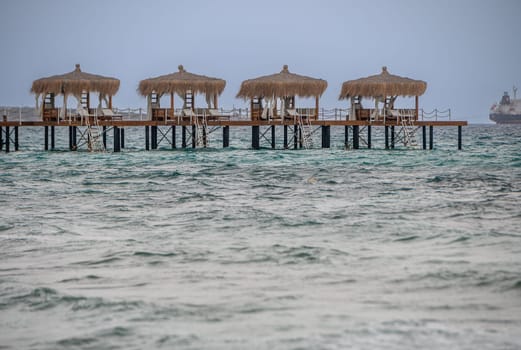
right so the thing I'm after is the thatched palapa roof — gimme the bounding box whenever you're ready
[236,65,327,99]
[31,64,120,96]
[339,66,427,99]
[138,65,226,96]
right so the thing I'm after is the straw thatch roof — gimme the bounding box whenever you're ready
[339,66,427,99]
[31,64,120,96]
[138,65,226,96]
[236,65,327,99]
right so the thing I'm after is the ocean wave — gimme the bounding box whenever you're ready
[5,287,144,313]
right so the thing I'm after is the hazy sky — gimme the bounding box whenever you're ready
[1,0,520,123]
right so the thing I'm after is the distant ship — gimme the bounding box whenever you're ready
[490,86,521,124]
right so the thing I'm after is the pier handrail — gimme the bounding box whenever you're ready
[2,105,455,123]
[421,108,451,121]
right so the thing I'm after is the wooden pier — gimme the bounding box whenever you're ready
[0,117,467,153]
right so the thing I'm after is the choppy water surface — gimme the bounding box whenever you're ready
[1,124,520,349]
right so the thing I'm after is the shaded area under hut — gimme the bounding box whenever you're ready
[339,66,427,122]
[138,65,226,121]
[236,65,327,121]
[31,64,120,121]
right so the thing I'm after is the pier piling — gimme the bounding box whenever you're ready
[345,126,349,148]
[385,126,389,149]
[145,126,150,150]
[14,126,19,151]
[192,125,196,148]
[353,125,359,149]
[73,126,77,150]
[44,126,49,150]
[271,125,276,149]
[367,125,372,149]
[0,126,3,151]
[390,126,395,149]
[429,125,434,150]
[152,126,158,149]
[182,126,187,148]
[458,125,462,150]
[120,128,125,149]
[102,126,106,149]
[5,126,9,153]
[252,125,260,149]
[283,125,288,149]
[51,126,55,150]
[321,125,330,148]
[68,126,72,150]
[113,126,120,152]
[223,126,229,148]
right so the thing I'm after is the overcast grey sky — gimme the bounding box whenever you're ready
[1,0,520,122]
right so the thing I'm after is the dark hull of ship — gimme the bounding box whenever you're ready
[489,113,521,124]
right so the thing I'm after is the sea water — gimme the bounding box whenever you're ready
[0,124,520,349]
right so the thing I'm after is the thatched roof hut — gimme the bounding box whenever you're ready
[31,64,120,120]
[138,65,226,120]
[236,65,327,99]
[138,65,225,97]
[31,64,120,96]
[339,66,426,99]
[237,65,327,121]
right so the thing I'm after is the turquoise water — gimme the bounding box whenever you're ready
[1,124,520,349]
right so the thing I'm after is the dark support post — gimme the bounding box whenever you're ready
[182,126,187,148]
[44,126,49,150]
[172,126,176,149]
[72,126,77,150]
[102,126,106,149]
[321,125,330,148]
[429,125,433,150]
[113,126,120,152]
[422,125,427,150]
[192,125,196,148]
[5,126,9,153]
[202,126,207,148]
[390,125,395,149]
[120,128,125,149]
[152,126,157,149]
[283,125,288,149]
[0,126,3,151]
[51,126,55,150]
[345,125,349,148]
[353,125,359,149]
[271,125,276,149]
[145,126,150,150]
[385,126,389,149]
[294,124,298,149]
[252,125,260,150]
[14,126,18,151]
[69,126,73,150]
[223,126,229,148]
[457,125,462,150]
[367,125,372,149]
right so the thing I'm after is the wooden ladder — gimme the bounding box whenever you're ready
[85,115,105,152]
[298,115,313,149]
[401,117,418,147]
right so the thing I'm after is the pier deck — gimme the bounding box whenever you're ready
[0,119,467,127]
[0,117,468,153]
